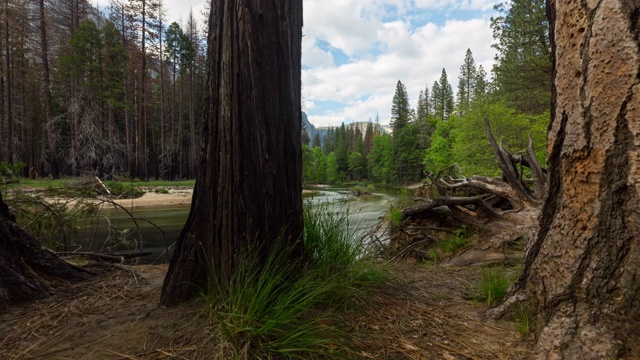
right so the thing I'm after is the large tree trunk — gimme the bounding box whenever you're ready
[160,0,303,307]
[489,1,640,358]
[0,193,90,311]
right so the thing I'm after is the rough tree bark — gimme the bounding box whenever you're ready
[160,0,303,307]
[489,1,640,358]
[0,193,90,311]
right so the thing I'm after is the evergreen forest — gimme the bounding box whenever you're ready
[0,0,549,185]
[0,0,206,181]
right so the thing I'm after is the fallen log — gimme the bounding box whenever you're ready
[402,196,502,219]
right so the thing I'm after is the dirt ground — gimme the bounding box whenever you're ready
[0,261,531,359]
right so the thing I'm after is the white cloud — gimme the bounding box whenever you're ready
[302,36,336,68]
[163,0,208,26]
[414,0,499,11]
[302,4,497,127]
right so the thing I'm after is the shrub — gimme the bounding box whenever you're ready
[388,207,404,227]
[437,226,469,254]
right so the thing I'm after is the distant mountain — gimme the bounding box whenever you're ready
[301,115,389,147]
[301,112,317,146]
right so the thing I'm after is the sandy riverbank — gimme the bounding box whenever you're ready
[108,188,315,208]
[110,188,194,208]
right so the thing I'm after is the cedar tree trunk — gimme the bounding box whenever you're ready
[160,0,303,307]
[0,193,90,311]
[490,1,640,358]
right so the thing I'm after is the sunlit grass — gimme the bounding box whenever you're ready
[201,205,387,359]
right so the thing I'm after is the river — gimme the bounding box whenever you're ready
[82,186,402,263]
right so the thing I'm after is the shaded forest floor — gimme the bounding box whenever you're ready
[0,260,532,359]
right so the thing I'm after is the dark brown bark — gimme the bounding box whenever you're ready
[39,0,59,179]
[488,1,640,358]
[160,0,303,306]
[0,193,90,311]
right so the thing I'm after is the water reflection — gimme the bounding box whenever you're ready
[85,186,400,263]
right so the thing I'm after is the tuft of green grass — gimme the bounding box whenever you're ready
[201,205,387,359]
[514,304,531,335]
[388,207,404,227]
[477,267,511,305]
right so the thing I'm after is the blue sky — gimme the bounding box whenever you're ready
[147,0,500,127]
[301,0,499,127]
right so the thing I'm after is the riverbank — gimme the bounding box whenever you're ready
[110,187,194,207]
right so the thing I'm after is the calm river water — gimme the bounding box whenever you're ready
[83,186,402,263]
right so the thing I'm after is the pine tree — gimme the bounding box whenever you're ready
[456,48,476,115]
[473,65,488,102]
[432,69,454,120]
[491,0,551,114]
[322,127,335,154]
[390,80,414,183]
[431,81,441,119]
[415,90,427,123]
[390,80,410,136]
[363,121,374,155]
[311,132,321,148]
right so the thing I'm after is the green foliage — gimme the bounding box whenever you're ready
[457,48,477,116]
[394,123,423,184]
[424,118,456,172]
[101,21,127,108]
[451,100,549,175]
[513,304,531,336]
[325,152,343,184]
[103,182,145,199]
[205,241,341,358]
[437,226,469,254]
[391,80,411,135]
[388,207,404,227]
[203,206,387,358]
[415,85,432,123]
[491,0,551,114]
[420,248,440,267]
[347,151,367,181]
[368,134,394,184]
[60,19,103,96]
[0,162,26,184]
[166,22,196,73]
[432,69,455,120]
[7,192,99,251]
[476,267,512,305]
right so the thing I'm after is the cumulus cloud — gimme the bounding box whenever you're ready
[414,0,499,11]
[302,0,497,127]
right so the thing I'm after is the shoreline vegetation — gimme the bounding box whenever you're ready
[4,178,406,208]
